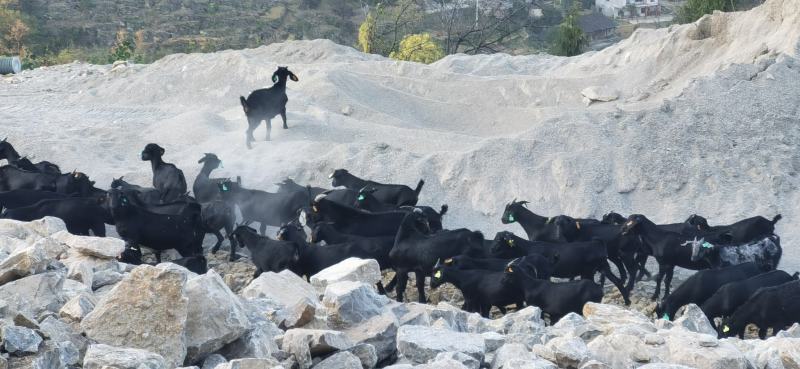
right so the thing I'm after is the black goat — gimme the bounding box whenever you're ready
[354,187,448,232]
[275,178,326,199]
[1,197,108,236]
[431,261,524,317]
[140,143,187,203]
[621,214,711,300]
[504,256,602,323]
[701,270,797,326]
[276,181,357,207]
[0,138,60,174]
[110,177,162,205]
[500,200,568,242]
[490,231,630,304]
[218,179,306,236]
[306,194,407,238]
[721,280,800,339]
[231,224,300,278]
[108,189,204,263]
[686,214,782,244]
[0,167,94,196]
[655,262,762,321]
[686,235,782,270]
[194,153,228,203]
[240,66,298,147]
[116,249,208,275]
[330,169,423,207]
[389,210,485,303]
[0,189,70,213]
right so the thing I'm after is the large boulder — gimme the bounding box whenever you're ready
[220,298,283,360]
[491,343,556,369]
[322,281,390,329]
[581,86,619,105]
[214,358,282,369]
[347,343,378,369]
[312,351,363,369]
[541,336,592,369]
[309,258,381,292]
[345,312,399,363]
[396,325,485,364]
[2,325,42,354]
[241,270,319,307]
[51,231,124,259]
[184,270,250,364]
[743,337,800,369]
[587,333,664,368]
[282,329,353,369]
[0,244,48,286]
[661,330,748,369]
[0,272,66,317]
[672,304,717,336]
[436,352,481,369]
[548,313,602,342]
[81,265,189,368]
[66,259,94,288]
[38,316,88,357]
[83,344,167,369]
[583,303,656,337]
[0,217,66,243]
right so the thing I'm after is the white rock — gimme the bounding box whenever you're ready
[492,343,555,369]
[396,325,485,364]
[91,269,123,290]
[282,328,353,369]
[201,354,227,369]
[347,343,378,369]
[322,281,390,329]
[184,270,250,364]
[2,325,42,354]
[51,231,124,259]
[241,270,319,309]
[435,351,481,369]
[587,333,663,368]
[745,337,800,369]
[543,336,592,369]
[0,271,66,317]
[581,86,619,103]
[0,243,48,285]
[345,312,399,363]
[313,351,362,369]
[83,344,167,369]
[582,302,656,337]
[310,258,381,292]
[661,330,748,369]
[776,323,800,338]
[548,313,602,342]
[66,260,94,288]
[673,304,717,336]
[82,265,188,368]
[213,358,281,369]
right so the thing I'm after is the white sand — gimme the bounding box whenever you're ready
[2,0,799,269]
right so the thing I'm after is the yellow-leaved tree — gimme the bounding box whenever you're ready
[357,11,377,54]
[389,33,444,64]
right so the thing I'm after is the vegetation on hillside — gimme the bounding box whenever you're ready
[549,5,586,57]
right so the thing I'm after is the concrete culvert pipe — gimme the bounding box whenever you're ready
[0,57,22,75]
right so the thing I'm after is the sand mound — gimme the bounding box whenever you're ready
[2,0,800,270]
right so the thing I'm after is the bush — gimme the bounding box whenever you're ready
[389,33,444,64]
[108,30,134,62]
[549,6,587,57]
[675,0,733,23]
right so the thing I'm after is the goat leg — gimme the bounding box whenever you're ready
[415,271,426,303]
[394,271,409,302]
[266,120,272,141]
[651,264,667,301]
[662,267,675,299]
[211,230,224,254]
[281,108,288,129]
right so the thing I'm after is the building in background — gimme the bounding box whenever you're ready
[595,0,661,18]
[577,13,617,40]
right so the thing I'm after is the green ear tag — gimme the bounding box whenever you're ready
[702,242,714,249]
[272,75,279,83]
[222,184,228,191]
[508,214,515,223]
[434,270,442,279]
[722,325,730,333]
[662,313,670,320]
[357,194,365,201]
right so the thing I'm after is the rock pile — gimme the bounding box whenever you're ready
[0,217,797,369]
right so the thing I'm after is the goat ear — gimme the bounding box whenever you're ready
[289,72,299,82]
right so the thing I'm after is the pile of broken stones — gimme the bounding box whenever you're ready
[0,217,798,369]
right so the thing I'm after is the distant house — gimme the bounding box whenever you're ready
[578,13,617,41]
[595,0,660,18]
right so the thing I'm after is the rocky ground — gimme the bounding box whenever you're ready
[0,217,795,369]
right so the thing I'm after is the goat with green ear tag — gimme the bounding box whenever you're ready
[239,66,299,148]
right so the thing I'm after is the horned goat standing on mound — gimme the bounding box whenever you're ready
[240,66,299,148]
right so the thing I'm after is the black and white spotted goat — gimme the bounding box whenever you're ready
[683,235,782,270]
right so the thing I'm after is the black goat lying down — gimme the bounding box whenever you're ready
[655,261,762,322]
[504,256,602,323]
[685,235,782,270]
[108,189,204,263]
[721,280,800,339]
[490,231,631,305]
[2,197,109,236]
[701,270,797,326]
[330,169,424,207]
[389,210,485,303]
[431,260,524,317]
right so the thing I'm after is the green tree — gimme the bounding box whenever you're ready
[389,33,444,64]
[549,6,586,57]
[108,29,134,62]
[675,0,733,24]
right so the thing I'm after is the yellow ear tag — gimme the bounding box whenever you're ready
[723,325,730,333]
[576,222,581,230]
[434,270,442,279]
[508,239,515,247]
[506,267,513,273]
[444,258,453,265]
[312,206,319,213]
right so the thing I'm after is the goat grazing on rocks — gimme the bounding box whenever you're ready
[701,270,797,326]
[721,280,800,339]
[240,66,298,148]
[140,143,187,203]
[330,169,424,207]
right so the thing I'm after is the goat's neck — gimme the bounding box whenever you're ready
[198,163,216,178]
[0,145,20,162]
[395,216,423,244]
[149,157,164,172]
[639,220,670,247]
[517,208,548,228]
[238,232,261,250]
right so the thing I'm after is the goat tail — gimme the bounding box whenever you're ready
[239,96,249,113]
[772,214,783,225]
[439,204,449,216]
[414,179,425,196]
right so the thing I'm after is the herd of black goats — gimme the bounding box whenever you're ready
[0,68,796,340]
[0,137,797,340]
